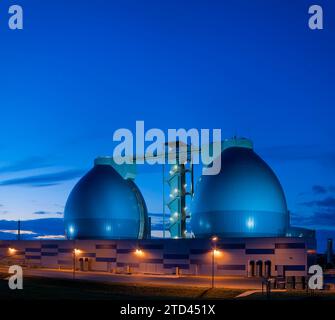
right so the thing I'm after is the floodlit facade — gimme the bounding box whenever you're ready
[0,237,316,277]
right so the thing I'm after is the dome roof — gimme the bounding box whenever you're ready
[191,143,288,238]
[64,163,149,239]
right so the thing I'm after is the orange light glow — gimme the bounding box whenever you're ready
[211,236,218,242]
[213,249,221,257]
[8,247,16,255]
[74,248,82,255]
[135,249,144,257]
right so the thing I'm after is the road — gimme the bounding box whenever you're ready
[0,266,263,289]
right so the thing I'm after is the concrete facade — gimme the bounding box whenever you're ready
[0,237,316,277]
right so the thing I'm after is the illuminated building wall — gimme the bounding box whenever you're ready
[0,237,316,277]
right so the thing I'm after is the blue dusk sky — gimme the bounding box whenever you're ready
[0,1,334,248]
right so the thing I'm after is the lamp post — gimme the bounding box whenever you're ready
[211,236,218,289]
[72,249,76,280]
[73,248,81,280]
[132,248,144,274]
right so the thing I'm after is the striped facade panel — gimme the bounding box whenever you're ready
[59,248,73,253]
[96,244,116,249]
[190,249,209,254]
[275,243,305,249]
[117,249,134,254]
[246,249,275,255]
[25,255,40,260]
[41,244,58,249]
[117,262,139,268]
[140,244,164,250]
[284,265,305,271]
[25,248,41,253]
[96,257,116,263]
[217,264,246,271]
[41,252,58,256]
[163,263,189,270]
[163,254,189,259]
[142,258,163,264]
[218,243,245,249]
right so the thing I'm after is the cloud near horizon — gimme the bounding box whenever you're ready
[293,183,335,230]
[0,169,85,187]
[0,156,53,174]
[300,196,335,209]
[34,211,63,216]
[34,235,65,240]
[291,211,335,230]
[0,229,37,235]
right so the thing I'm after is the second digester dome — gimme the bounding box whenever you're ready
[191,138,289,238]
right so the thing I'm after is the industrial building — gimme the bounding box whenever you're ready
[0,237,315,277]
[0,138,316,278]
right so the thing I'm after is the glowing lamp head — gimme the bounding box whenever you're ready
[211,236,218,242]
[135,248,144,256]
[8,248,16,255]
[74,248,81,255]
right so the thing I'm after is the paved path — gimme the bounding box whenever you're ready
[0,266,263,289]
[235,290,261,298]
[235,289,287,298]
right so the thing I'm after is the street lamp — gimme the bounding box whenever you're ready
[73,248,81,280]
[132,248,144,274]
[211,236,219,289]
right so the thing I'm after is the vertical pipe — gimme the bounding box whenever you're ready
[211,249,215,288]
[162,164,165,238]
[73,250,75,280]
[191,163,194,196]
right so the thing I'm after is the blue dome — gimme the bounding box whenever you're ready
[64,163,149,239]
[191,145,288,238]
